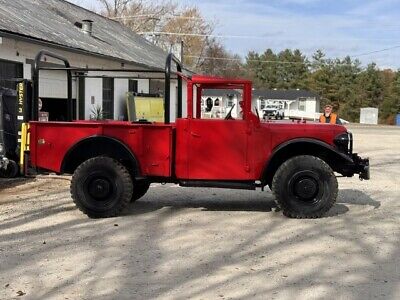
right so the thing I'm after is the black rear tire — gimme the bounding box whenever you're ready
[71,157,133,218]
[272,155,338,218]
[131,180,150,202]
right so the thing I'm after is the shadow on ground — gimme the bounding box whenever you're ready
[0,184,395,300]
[0,177,34,190]
[126,188,379,218]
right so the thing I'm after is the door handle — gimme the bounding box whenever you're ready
[190,132,201,138]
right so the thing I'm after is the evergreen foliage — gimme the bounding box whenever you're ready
[244,49,399,123]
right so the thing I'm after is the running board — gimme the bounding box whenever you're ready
[179,180,256,190]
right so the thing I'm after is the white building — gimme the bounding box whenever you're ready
[254,89,320,120]
[0,0,185,121]
[200,88,320,120]
[201,89,242,119]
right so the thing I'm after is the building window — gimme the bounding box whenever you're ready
[206,97,213,112]
[102,78,114,119]
[78,77,85,120]
[227,95,234,107]
[149,79,164,95]
[0,59,23,90]
[129,79,138,93]
[298,97,306,111]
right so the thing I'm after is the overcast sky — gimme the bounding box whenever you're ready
[71,0,400,69]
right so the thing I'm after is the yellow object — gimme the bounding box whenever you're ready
[19,123,30,171]
[126,93,164,122]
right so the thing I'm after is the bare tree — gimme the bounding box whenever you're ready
[122,1,177,33]
[96,1,231,72]
[96,0,133,17]
[199,38,244,77]
[159,7,214,69]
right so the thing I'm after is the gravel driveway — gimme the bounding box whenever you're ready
[1,124,399,300]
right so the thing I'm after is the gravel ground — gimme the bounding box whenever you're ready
[0,124,399,300]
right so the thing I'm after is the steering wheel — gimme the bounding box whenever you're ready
[224,104,236,120]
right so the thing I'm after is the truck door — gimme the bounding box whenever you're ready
[185,118,250,180]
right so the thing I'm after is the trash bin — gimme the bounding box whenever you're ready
[396,113,400,126]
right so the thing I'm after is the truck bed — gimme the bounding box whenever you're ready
[29,121,174,177]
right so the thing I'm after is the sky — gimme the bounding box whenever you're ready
[71,0,400,69]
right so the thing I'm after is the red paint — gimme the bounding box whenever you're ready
[29,75,347,181]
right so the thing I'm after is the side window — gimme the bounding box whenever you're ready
[298,97,306,111]
[214,98,220,106]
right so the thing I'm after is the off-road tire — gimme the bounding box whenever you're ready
[71,157,133,218]
[131,180,150,202]
[272,155,338,218]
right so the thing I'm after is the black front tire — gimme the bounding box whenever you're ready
[71,157,133,218]
[131,180,150,202]
[272,155,338,218]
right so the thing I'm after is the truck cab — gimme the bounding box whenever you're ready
[25,50,369,219]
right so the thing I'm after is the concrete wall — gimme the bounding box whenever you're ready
[0,36,181,121]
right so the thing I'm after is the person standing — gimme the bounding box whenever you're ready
[319,104,342,124]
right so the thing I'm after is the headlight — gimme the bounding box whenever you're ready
[0,143,5,155]
[334,132,351,154]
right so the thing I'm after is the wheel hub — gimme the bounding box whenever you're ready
[288,170,321,203]
[294,178,318,199]
[88,178,112,200]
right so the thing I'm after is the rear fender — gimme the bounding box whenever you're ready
[60,135,140,176]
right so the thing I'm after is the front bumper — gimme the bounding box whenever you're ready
[337,131,370,180]
[349,154,370,180]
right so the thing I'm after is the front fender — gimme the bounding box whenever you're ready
[261,138,353,186]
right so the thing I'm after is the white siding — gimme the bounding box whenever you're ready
[305,97,317,114]
[84,78,102,119]
[137,79,149,94]
[0,37,178,120]
[39,70,77,99]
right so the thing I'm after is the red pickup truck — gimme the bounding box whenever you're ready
[27,51,369,219]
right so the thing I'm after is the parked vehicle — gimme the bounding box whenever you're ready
[20,50,370,219]
[263,104,285,120]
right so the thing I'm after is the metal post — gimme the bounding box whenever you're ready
[187,82,193,118]
[196,86,202,119]
[33,50,72,121]
[164,53,182,124]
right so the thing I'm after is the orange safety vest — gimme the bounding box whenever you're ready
[319,113,337,124]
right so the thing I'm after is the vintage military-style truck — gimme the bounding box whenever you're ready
[17,50,370,218]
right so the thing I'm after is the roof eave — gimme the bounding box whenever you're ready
[0,30,164,72]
